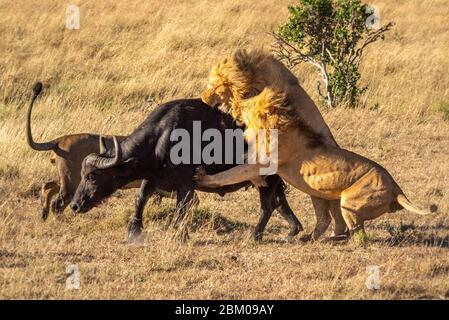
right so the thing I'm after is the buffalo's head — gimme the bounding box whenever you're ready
[70,136,138,213]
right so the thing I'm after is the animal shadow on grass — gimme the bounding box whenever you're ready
[372,222,449,248]
[0,250,30,268]
[380,284,449,300]
[147,205,250,239]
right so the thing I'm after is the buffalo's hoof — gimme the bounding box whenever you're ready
[53,198,65,213]
[40,208,49,222]
[299,233,313,243]
[128,219,143,242]
[285,225,302,242]
[175,229,190,243]
[252,231,264,243]
[53,209,64,217]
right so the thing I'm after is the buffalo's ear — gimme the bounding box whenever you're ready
[114,157,139,177]
[122,157,139,168]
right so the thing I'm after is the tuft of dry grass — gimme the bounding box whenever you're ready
[0,0,448,299]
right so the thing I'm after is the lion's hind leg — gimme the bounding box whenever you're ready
[339,195,389,241]
[320,200,350,242]
[339,205,365,237]
[340,177,393,240]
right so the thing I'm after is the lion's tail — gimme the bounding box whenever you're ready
[396,194,437,216]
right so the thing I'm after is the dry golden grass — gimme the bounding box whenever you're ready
[1,0,448,299]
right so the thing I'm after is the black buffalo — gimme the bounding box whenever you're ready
[70,98,302,241]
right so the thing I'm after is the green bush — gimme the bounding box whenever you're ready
[273,0,394,108]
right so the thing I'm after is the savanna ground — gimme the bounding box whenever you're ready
[1,0,449,299]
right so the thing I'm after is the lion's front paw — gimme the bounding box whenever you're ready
[251,176,268,188]
[193,166,208,186]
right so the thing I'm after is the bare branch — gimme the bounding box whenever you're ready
[351,22,395,65]
[318,60,335,108]
[272,32,335,107]
[326,48,336,65]
[316,81,326,99]
[271,32,311,67]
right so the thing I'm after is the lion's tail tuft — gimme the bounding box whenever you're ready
[396,194,436,216]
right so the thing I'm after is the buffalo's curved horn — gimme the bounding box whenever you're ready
[92,136,122,170]
[99,136,107,155]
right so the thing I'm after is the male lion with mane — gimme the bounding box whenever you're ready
[196,49,437,240]
[198,48,347,241]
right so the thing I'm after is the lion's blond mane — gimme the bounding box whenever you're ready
[208,49,301,132]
